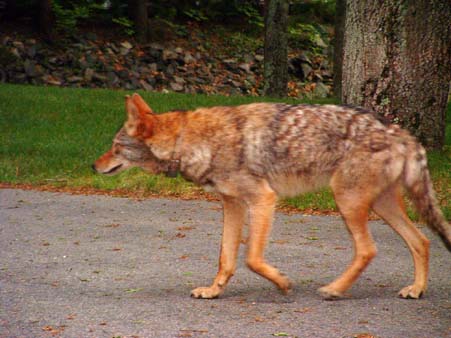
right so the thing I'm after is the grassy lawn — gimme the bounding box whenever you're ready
[1,83,450,217]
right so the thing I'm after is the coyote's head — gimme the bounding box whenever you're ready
[92,94,168,175]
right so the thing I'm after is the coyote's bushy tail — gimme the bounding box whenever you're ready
[404,142,451,252]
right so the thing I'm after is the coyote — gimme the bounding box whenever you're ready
[93,93,451,300]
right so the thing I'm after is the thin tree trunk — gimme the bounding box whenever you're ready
[129,0,149,43]
[263,0,288,98]
[333,0,345,99]
[38,0,54,42]
[341,0,451,149]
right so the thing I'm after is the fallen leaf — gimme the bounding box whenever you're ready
[353,334,376,338]
[42,325,65,336]
[177,226,195,231]
[105,223,120,228]
[125,288,142,293]
[272,239,289,244]
[294,307,311,313]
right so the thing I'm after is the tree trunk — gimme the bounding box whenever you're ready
[129,0,149,43]
[38,0,54,42]
[263,0,288,98]
[333,0,345,99]
[341,0,451,149]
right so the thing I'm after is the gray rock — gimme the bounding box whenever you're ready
[313,34,327,48]
[84,68,94,82]
[105,47,115,55]
[255,54,264,62]
[299,53,312,65]
[239,63,251,73]
[23,59,37,77]
[170,82,184,91]
[149,63,158,72]
[120,47,130,56]
[42,74,62,86]
[26,45,37,58]
[12,41,24,51]
[130,76,141,88]
[166,63,175,75]
[146,77,156,86]
[183,52,196,64]
[120,41,133,50]
[162,49,177,61]
[67,75,83,83]
[148,42,164,50]
[124,82,136,90]
[10,48,21,59]
[246,74,256,86]
[92,72,107,82]
[230,80,241,88]
[116,69,129,79]
[301,63,313,79]
[173,75,185,84]
[139,79,154,91]
[313,81,330,98]
[107,72,120,86]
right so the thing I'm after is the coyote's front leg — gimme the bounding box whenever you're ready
[191,195,246,299]
[245,182,292,293]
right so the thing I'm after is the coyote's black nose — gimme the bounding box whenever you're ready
[91,164,97,173]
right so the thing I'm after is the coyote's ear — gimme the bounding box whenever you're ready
[132,93,154,114]
[124,95,154,138]
[125,95,141,137]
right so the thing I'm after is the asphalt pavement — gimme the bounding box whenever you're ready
[1,188,450,338]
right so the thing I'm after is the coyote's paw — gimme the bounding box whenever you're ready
[278,276,293,295]
[398,285,424,299]
[190,286,221,299]
[317,286,344,300]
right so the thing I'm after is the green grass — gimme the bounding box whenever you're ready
[1,83,450,217]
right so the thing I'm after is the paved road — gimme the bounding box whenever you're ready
[1,188,450,338]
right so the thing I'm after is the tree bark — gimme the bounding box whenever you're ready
[263,0,288,98]
[341,0,451,149]
[129,0,149,43]
[38,0,54,42]
[333,0,345,99]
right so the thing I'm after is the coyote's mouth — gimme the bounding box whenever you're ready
[104,163,123,175]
